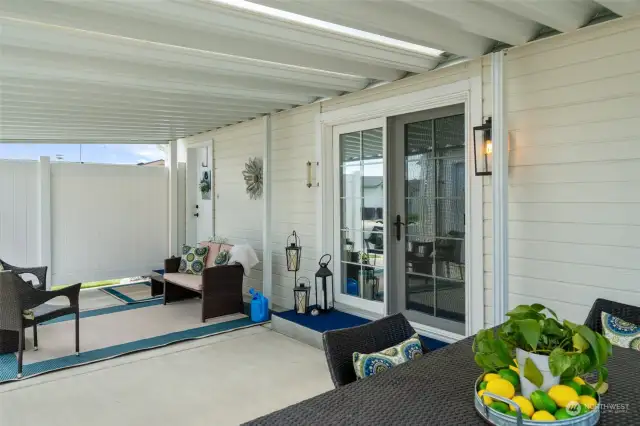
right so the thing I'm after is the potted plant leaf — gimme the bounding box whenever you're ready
[473,304,612,398]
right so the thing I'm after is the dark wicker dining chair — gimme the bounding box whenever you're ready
[322,313,428,388]
[0,258,48,290]
[584,298,640,334]
[0,271,81,378]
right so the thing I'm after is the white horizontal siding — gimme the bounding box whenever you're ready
[483,15,640,326]
[270,104,320,309]
[209,119,265,296]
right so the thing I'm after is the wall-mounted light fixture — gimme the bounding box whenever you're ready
[473,117,493,176]
[306,161,319,188]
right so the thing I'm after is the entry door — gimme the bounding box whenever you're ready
[186,145,213,245]
[390,104,466,336]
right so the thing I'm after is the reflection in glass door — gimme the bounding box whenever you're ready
[391,105,466,335]
[334,119,385,311]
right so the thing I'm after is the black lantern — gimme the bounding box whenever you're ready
[314,254,334,313]
[285,230,301,287]
[473,117,492,176]
[293,277,311,315]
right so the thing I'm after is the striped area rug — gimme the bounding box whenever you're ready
[0,297,266,383]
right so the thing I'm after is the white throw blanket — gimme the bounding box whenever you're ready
[228,244,259,276]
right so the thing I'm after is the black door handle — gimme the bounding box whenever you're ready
[395,214,405,242]
[194,213,199,217]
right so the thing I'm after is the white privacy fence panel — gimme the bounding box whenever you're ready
[51,163,168,286]
[0,160,39,267]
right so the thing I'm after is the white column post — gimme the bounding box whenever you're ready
[492,51,509,325]
[38,156,52,288]
[262,115,273,308]
[168,140,179,256]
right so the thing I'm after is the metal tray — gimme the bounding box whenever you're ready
[474,375,600,426]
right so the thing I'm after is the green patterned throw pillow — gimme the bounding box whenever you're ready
[601,312,640,351]
[178,245,209,275]
[214,250,229,266]
[353,333,423,379]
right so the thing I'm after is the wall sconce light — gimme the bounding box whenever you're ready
[306,161,319,188]
[473,118,493,176]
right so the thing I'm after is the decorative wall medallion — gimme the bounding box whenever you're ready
[242,157,263,200]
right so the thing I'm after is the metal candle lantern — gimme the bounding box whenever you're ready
[314,254,334,313]
[293,277,311,315]
[285,230,302,285]
[473,117,493,176]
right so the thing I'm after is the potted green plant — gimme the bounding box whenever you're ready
[473,304,612,398]
[199,178,211,197]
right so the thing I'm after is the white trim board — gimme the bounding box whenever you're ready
[318,76,484,336]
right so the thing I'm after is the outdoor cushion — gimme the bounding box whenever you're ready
[200,241,221,268]
[601,312,640,351]
[163,273,203,291]
[352,333,423,379]
[178,245,209,275]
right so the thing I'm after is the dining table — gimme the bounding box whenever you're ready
[244,335,639,425]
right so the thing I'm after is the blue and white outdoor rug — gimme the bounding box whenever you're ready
[0,297,265,383]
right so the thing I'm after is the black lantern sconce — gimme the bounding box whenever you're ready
[293,277,311,315]
[314,254,334,313]
[285,230,302,285]
[473,117,492,176]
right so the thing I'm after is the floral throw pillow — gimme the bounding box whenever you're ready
[353,333,423,379]
[601,312,640,351]
[178,245,209,275]
[214,250,229,266]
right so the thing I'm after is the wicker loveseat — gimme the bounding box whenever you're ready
[163,243,244,323]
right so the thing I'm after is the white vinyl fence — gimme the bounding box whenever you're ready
[0,158,169,288]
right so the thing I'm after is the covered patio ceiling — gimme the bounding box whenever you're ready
[0,0,633,144]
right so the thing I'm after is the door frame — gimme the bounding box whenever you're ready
[319,77,484,340]
[332,117,388,315]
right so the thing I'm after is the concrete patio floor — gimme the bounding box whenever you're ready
[0,325,333,426]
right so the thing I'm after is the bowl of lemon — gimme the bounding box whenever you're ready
[474,371,600,425]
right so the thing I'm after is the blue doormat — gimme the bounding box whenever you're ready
[273,309,448,351]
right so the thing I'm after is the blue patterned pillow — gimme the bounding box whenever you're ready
[601,312,640,351]
[353,333,423,379]
[178,245,208,275]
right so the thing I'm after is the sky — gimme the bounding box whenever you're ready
[0,143,166,164]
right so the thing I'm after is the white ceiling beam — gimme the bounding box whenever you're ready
[1,102,253,122]
[252,0,492,57]
[1,78,295,111]
[2,46,344,99]
[0,0,409,80]
[0,139,170,144]
[486,0,600,32]
[595,0,640,15]
[0,122,219,134]
[0,128,202,138]
[0,116,228,130]
[402,0,541,46]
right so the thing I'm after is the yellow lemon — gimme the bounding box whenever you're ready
[478,389,493,405]
[532,411,556,421]
[509,396,534,417]
[548,385,580,408]
[486,378,516,399]
[573,377,586,386]
[578,395,598,411]
[484,373,501,382]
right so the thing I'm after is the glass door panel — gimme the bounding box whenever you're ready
[336,124,385,306]
[391,105,466,335]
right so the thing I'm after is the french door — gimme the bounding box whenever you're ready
[389,104,467,336]
[333,118,387,314]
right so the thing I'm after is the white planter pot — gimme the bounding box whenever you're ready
[515,348,560,398]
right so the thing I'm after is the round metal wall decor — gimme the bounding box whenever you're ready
[242,157,263,200]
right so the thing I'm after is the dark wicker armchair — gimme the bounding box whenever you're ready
[0,258,48,290]
[322,313,428,388]
[0,271,81,378]
[584,298,640,334]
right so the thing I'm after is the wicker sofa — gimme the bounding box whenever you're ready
[163,246,244,322]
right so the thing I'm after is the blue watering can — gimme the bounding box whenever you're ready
[249,288,269,322]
